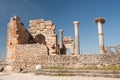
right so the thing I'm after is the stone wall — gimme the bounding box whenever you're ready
[6,16,32,62]
[6,16,59,63]
[29,19,58,55]
[105,45,120,54]
[15,44,48,56]
[63,36,74,54]
[6,16,120,72]
[13,52,120,71]
[12,44,48,71]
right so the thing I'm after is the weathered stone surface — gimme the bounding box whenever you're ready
[15,44,48,56]
[29,19,58,55]
[0,62,4,72]
[12,54,120,71]
[63,36,74,54]
[6,16,120,72]
[6,16,60,65]
[12,44,48,71]
[0,67,4,72]
[63,36,73,44]
[105,45,120,54]
[45,20,53,26]
[6,16,33,63]
[29,19,44,27]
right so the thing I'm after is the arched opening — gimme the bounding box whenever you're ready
[66,48,71,55]
[35,34,46,45]
[28,35,34,44]
[110,47,117,53]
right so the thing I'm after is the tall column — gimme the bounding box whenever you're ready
[94,18,105,54]
[73,21,80,55]
[59,29,64,49]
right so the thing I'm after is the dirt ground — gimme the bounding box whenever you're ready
[0,72,120,80]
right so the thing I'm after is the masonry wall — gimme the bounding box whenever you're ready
[12,45,120,71]
[29,19,58,55]
[6,16,32,62]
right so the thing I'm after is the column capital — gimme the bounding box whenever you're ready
[94,17,105,24]
[59,29,64,32]
[73,21,79,24]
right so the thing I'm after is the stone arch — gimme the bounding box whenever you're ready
[63,36,74,55]
[66,48,72,55]
[35,34,46,45]
[110,47,117,53]
[105,46,119,54]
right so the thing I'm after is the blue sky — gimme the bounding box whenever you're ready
[0,0,120,61]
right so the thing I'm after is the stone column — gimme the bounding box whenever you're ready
[95,18,105,54]
[59,29,64,49]
[73,21,80,55]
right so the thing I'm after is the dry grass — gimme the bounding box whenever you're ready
[43,64,120,70]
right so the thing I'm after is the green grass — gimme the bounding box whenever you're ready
[101,65,120,70]
[43,64,120,70]
[35,65,120,77]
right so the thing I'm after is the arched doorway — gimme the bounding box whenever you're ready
[35,34,46,45]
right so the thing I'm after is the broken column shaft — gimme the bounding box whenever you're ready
[95,18,105,54]
[73,21,80,55]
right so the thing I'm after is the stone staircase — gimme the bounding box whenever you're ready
[35,69,120,78]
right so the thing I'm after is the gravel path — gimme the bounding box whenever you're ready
[0,72,120,80]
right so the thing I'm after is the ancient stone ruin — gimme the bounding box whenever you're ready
[5,16,120,72]
[6,16,74,62]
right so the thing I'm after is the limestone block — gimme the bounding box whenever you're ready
[51,37,56,41]
[40,23,45,28]
[36,22,45,27]
[30,27,36,31]
[45,20,53,26]
[63,36,73,44]
[5,65,13,72]
[51,33,56,37]
[36,25,46,31]
[35,64,42,70]
[51,25,56,30]
[29,19,44,27]
[29,24,36,27]
[46,25,52,30]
